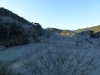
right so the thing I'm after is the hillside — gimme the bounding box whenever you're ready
[47,25,100,37]
[0,7,31,24]
[0,7,43,46]
[74,25,100,33]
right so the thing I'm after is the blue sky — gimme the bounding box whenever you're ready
[0,0,100,30]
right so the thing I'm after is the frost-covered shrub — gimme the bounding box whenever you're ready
[94,32,100,38]
[71,30,95,47]
[0,62,14,75]
[75,30,94,39]
[0,22,9,41]
[32,23,43,42]
[43,29,53,38]
[33,23,43,37]
[0,61,26,75]
[0,21,30,46]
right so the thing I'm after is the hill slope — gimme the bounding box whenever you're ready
[48,25,100,36]
[74,25,100,33]
[0,7,43,46]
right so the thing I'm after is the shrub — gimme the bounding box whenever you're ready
[0,22,10,41]
[0,61,27,75]
[0,62,14,75]
[94,32,100,38]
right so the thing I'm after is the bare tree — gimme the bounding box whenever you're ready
[22,36,100,75]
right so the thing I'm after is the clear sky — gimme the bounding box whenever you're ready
[0,0,100,30]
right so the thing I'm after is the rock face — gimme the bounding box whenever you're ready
[0,46,5,51]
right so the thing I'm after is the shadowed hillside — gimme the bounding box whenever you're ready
[0,7,43,46]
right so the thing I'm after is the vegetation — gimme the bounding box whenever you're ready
[0,7,31,24]
[0,7,100,75]
[0,7,43,46]
[22,35,100,75]
[61,30,75,36]
[75,30,95,38]
[0,62,14,75]
[0,62,26,75]
[74,25,100,33]
[60,24,100,37]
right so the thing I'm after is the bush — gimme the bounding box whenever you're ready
[75,30,94,39]
[32,23,43,42]
[94,32,100,38]
[0,62,14,75]
[34,23,43,37]
[0,61,27,75]
[0,22,10,41]
[0,21,31,46]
